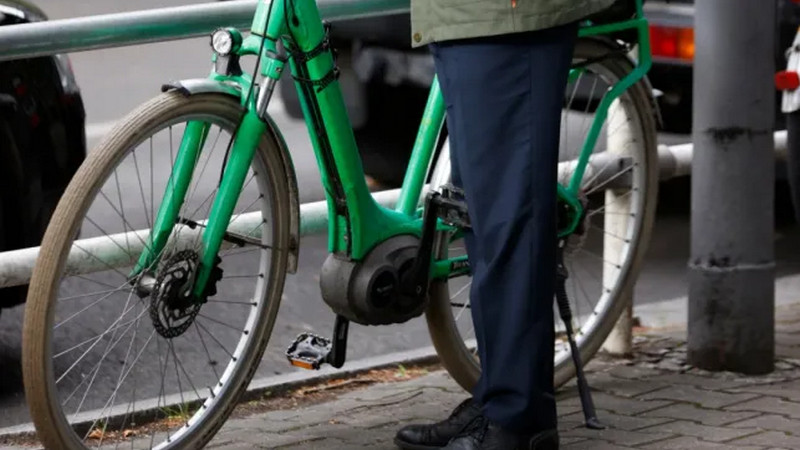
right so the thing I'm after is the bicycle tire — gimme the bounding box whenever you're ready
[424,37,659,392]
[22,92,293,449]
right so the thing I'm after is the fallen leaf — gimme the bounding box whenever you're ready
[87,429,104,440]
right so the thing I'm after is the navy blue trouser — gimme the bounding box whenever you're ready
[430,23,578,433]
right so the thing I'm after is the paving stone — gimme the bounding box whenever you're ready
[606,365,664,380]
[640,385,758,409]
[635,420,757,442]
[561,409,673,431]
[776,333,800,346]
[557,404,584,417]
[639,403,761,426]
[560,436,589,445]
[563,439,637,449]
[222,415,307,433]
[583,371,670,398]
[728,414,800,434]
[731,431,800,448]
[236,430,327,448]
[775,344,800,359]
[562,427,674,447]
[727,380,800,402]
[638,435,765,449]
[726,397,800,419]
[645,372,750,391]
[560,392,672,415]
[776,320,800,334]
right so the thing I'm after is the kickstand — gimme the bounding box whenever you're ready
[555,239,605,430]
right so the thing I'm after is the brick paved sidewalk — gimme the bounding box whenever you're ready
[207,303,800,450]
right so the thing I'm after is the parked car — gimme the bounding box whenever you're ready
[276,0,800,184]
[0,0,86,314]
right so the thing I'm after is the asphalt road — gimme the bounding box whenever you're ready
[1,0,800,433]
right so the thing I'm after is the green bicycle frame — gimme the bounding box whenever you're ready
[132,0,652,298]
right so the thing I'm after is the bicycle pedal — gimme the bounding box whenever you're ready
[441,183,465,201]
[285,333,332,370]
[435,185,471,229]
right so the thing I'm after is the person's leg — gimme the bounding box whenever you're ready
[435,23,577,435]
[394,23,577,449]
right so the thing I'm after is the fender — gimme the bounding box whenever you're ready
[584,36,664,129]
[162,78,301,274]
[781,31,800,114]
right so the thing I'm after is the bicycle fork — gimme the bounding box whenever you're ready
[131,100,272,302]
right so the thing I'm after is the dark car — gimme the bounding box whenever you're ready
[0,0,86,313]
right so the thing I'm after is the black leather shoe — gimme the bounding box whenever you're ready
[394,398,482,449]
[443,415,559,450]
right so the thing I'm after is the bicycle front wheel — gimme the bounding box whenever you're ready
[22,92,293,449]
[425,38,659,391]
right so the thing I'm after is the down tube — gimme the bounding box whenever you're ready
[395,76,446,215]
[134,121,210,274]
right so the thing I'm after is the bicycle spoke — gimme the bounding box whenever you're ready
[568,259,599,321]
[84,216,140,261]
[90,327,156,438]
[195,320,235,360]
[169,340,189,427]
[97,191,152,253]
[208,299,257,306]
[56,299,143,386]
[588,223,630,243]
[169,339,204,409]
[587,190,634,217]
[131,149,152,229]
[151,336,171,446]
[113,169,132,254]
[194,321,221,384]
[54,283,132,329]
[54,308,146,359]
[74,274,123,290]
[184,125,224,215]
[585,157,636,195]
[196,313,243,333]
[69,292,139,417]
[114,316,147,448]
[150,137,155,234]
[58,285,129,302]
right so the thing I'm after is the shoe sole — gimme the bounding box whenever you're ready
[393,436,445,450]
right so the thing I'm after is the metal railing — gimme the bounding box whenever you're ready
[0,134,787,289]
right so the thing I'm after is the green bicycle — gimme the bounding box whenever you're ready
[21,0,658,447]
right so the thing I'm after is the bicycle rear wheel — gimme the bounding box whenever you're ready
[22,92,293,449]
[425,38,659,391]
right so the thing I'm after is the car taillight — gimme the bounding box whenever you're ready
[776,70,800,91]
[650,25,694,61]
